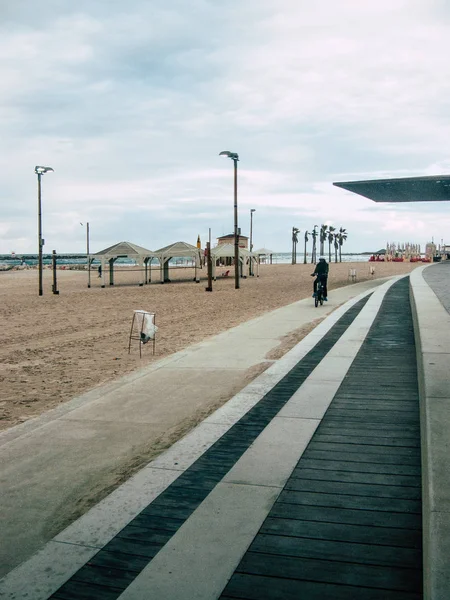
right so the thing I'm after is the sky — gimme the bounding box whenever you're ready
[1,0,450,255]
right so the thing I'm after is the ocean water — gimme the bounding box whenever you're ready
[262,253,371,264]
[0,252,375,267]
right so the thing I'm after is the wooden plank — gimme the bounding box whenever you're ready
[285,478,421,499]
[87,549,149,573]
[260,517,421,548]
[71,564,135,589]
[299,458,420,476]
[129,514,184,532]
[317,421,419,433]
[312,434,420,447]
[237,552,421,592]
[116,526,173,544]
[302,449,420,465]
[324,410,419,423]
[221,572,421,600]
[307,441,420,457]
[101,537,163,559]
[330,402,418,412]
[277,490,421,513]
[249,533,422,568]
[270,503,422,530]
[290,467,421,487]
[140,503,193,520]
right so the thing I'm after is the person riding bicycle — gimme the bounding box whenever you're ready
[311,256,329,301]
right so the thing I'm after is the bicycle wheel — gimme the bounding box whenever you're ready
[320,294,324,306]
[314,294,319,307]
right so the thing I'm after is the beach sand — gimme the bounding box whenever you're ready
[0,261,421,431]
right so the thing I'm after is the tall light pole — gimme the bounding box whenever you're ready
[311,224,318,264]
[249,208,256,276]
[219,151,240,289]
[35,166,54,296]
[292,227,300,264]
[81,222,91,288]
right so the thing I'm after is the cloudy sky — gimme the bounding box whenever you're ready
[1,0,450,255]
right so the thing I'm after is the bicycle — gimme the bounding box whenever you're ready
[315,278,324,307]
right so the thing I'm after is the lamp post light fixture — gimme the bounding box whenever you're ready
[35,165,54,296]
[249,208,256,276]
[219,150,240,289]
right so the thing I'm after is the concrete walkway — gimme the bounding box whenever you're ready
[410,262,450,600]
[0,277,388,580]
[1,267,448,599]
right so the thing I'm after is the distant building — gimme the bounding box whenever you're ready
[217,233,249,249]
[425,242,436,261]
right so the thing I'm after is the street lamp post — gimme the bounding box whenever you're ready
[311,224,318,264]
[219,151,240,289]
[249,208,256,276]
[81,222,91,288]
[35,166,54,296]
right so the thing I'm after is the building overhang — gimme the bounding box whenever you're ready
[333,174,450,202]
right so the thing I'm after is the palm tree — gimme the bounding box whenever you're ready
[327,226,336,262]
[338,227,348,262]
[319,224,328,256]
[303,231,309,264]
[334,233,339,263]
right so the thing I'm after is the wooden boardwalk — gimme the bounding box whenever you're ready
[48,279,423,599]
[221,278,422,599]
[50,297,371,599]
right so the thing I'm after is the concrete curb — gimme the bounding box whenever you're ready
[410,265,450,600]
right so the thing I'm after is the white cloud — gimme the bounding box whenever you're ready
[1,0,449,255]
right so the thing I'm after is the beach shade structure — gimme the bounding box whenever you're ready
[210,243,258,280]
[333,174,450,202]
[93,241,157,287]
[254,247,274,265]
[153,241,203,283]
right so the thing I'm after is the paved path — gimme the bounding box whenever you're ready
[0,277,388,581]
[422,260,450,314]
[1,275,429,600]
[53,297,377,599]
[220,277,422,600]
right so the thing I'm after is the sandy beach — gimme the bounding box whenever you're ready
[0,261,421,431]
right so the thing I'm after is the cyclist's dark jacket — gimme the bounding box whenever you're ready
[313,262,329,276]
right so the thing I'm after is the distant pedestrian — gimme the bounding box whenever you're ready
[98,265,102,278]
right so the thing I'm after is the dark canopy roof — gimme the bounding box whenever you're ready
[333,174,450,202]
